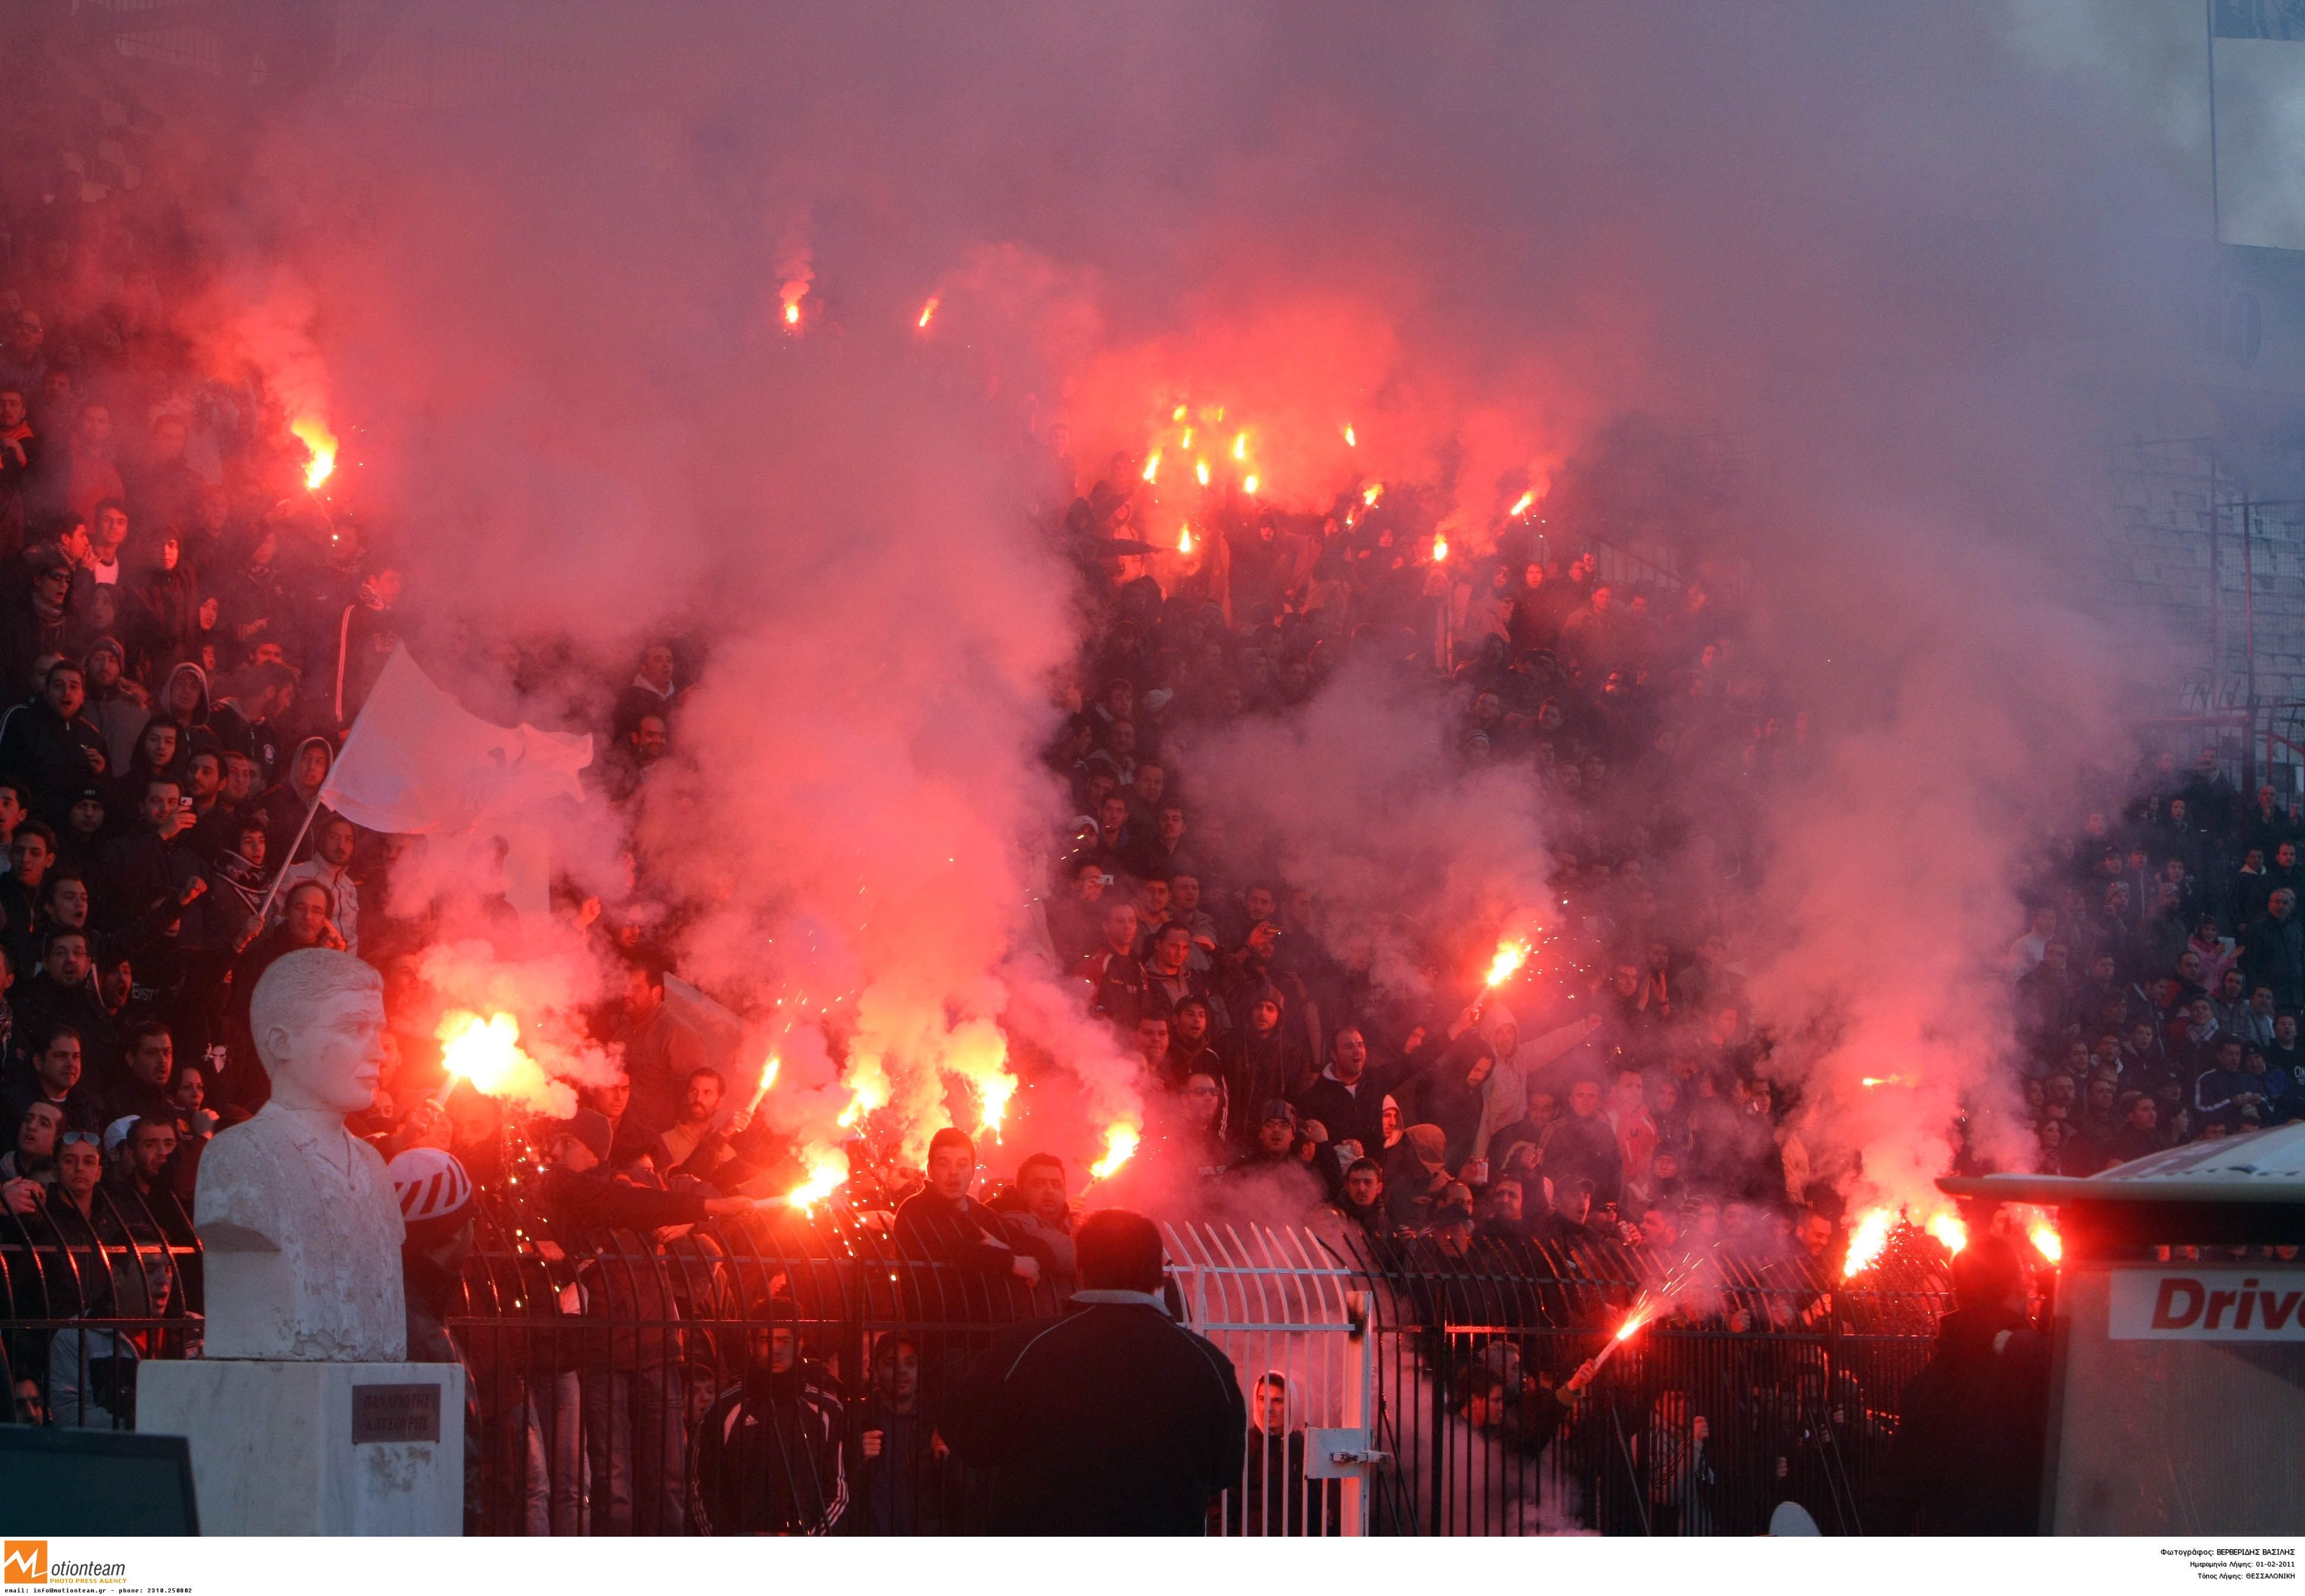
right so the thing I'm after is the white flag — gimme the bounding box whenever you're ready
[319,646,593,835]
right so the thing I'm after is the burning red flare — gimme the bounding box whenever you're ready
[917,296,939,330]
[746,1054,781,1115]
[1508,490,1535,517]
[1177,525,1195,555]
[1483,937,1530,987]
[291,417,337,491]
[1090,1122,1140,1182]
[434,1010,530,1106]
[786,1148,847,1214]
[1842,1206,1895,1278]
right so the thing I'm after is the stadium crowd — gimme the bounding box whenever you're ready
[0,48,2275,1538]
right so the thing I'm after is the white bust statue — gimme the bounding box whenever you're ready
[196,949,408,1361]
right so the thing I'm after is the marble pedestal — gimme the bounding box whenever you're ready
[138,1359,464,1535]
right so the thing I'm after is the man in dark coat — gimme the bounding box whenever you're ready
[1872,1237,2050,1534]
[892,1128,1042,1295]
[1291,1024,1437,1167]
[942,1209,1246,1534]
[1537,1077,1626,1211]
[688,1277,848,1536]
[0,659,108,815]
[2243,889,2305,1013]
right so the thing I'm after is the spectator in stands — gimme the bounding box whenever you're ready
[609,956,706,1150]
[850,1331,946,1535]
[892,1128,1039,1290]
[265,815,360,957]
[1001,1152,1078,1301]
[689,1276,847,1536]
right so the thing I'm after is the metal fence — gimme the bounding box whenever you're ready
[1344,1228,1949,1537]
[0,1183,201,1432]
[440,1202,1950,1537]
[0,1189,1956,1536]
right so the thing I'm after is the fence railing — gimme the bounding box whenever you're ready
[0,1182,202,1431]
[0,1190,1957,1536]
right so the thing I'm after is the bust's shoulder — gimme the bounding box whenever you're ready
[205,1109,295,1163]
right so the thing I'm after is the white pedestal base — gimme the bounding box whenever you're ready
[137,1359,464,1535]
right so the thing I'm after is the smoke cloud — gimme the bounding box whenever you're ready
[87,1,2217,1201]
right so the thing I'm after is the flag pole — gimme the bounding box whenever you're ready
[251,661,392,926]
[251,796,323,927]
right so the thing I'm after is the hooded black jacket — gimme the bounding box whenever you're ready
[1872,1303,2049,1534]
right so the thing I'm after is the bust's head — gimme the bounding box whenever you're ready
[251,948,386,1116]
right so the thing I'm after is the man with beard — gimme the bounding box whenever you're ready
[644,1066,728,1176]
[10,930,114,1093]
[609,956,707,1148]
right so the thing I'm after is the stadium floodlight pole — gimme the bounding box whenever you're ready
[2208,0,2222,244]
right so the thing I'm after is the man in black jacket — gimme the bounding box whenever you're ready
[0,659,106,815]
[1291,1024,1436,1166]
[688,1277,847,1536]
[942,1208,1245,1534]
[892,1128,1041,1295]
[2243,889,2305,1013]
[1872,1237,2049,1534]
